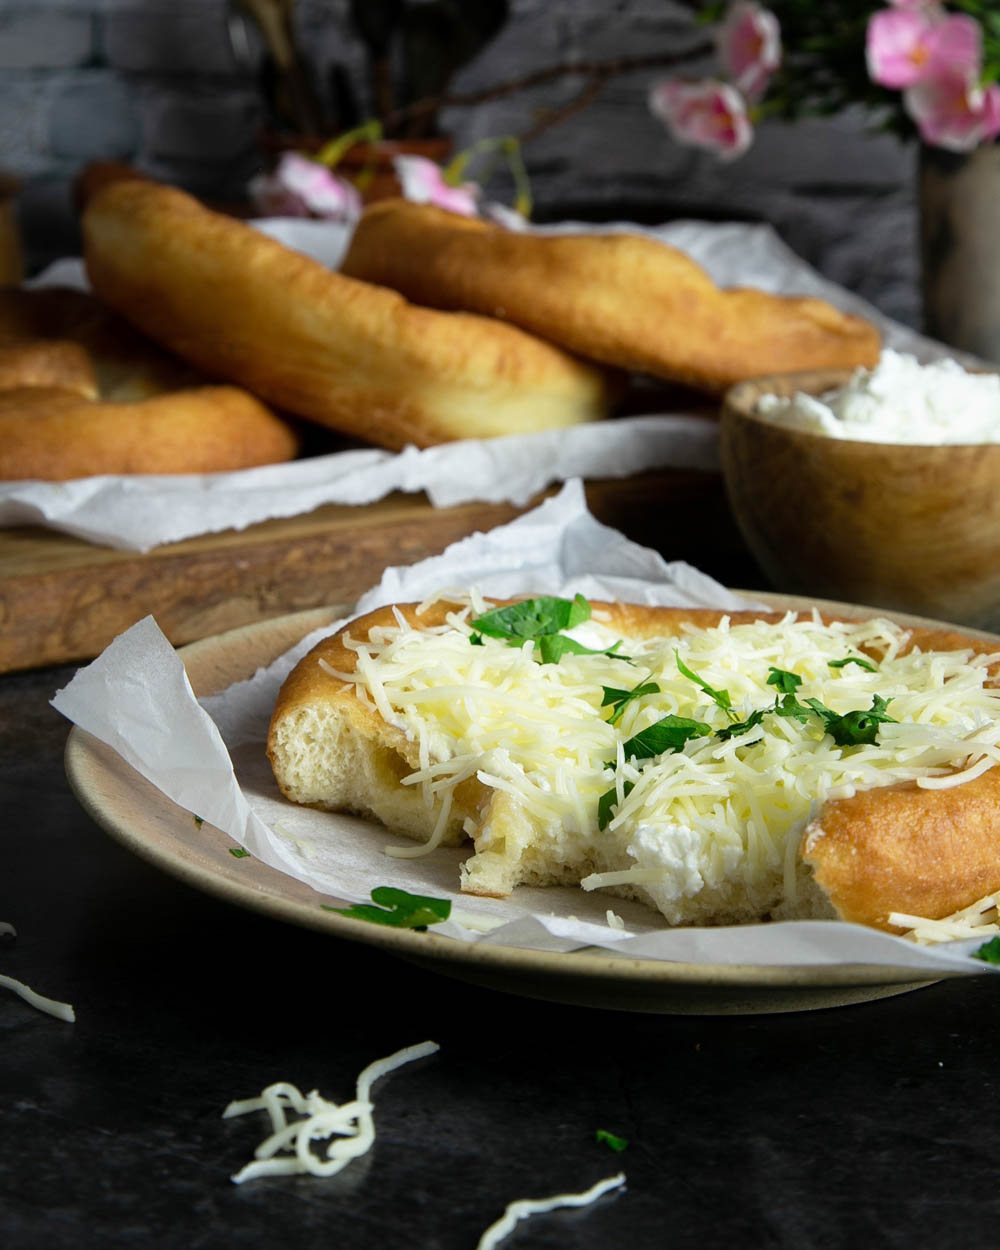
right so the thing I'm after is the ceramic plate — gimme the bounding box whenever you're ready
[65,597,985,1016]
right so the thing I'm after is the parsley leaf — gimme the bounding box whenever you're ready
[597,779,635,830]
[804,694,897,746]
[601,681,661,726]
[229,846,250,858]
[324,886,451,930]
[829,655,878,672]
[622,714,712,761]
[767,667,803,695]
[595,1129,629,1153]
[470,594,591,641]
[972,935,1000,964]
[538,635,629,665]
[715,708,766,741]
[676,651,733,714]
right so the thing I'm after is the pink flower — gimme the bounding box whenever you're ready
[649,78,753,160]
[248,151,362,221]
[717,2,781,101]
[904,71,1000,150]
[866,7,981,89]
[392,154,479,216]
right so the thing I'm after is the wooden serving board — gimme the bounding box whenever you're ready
[0,469,755,674]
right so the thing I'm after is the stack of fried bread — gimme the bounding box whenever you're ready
[80,176,616,452]
[340,199,883,394]
[0,286,300,480]
[268,594,1000,933]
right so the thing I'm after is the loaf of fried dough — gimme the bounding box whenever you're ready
[0,286,301,479]
[340,200,883,395]
[267,597,1000,933]
[81,180,616,450]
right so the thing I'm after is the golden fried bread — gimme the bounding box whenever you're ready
[81,180,616,450]
[268,597,1000,931]
[0,384,299,480]
[0,339,98,398]
[340,199,882,394]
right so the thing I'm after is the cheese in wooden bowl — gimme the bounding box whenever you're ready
[719,351,1000,631]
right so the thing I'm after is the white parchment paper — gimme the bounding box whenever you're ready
[50,481,999,976]
[0,215,980,553]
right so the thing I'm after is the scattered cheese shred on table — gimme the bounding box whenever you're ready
[222,1040,439,1184]
[0,973,76,1023]
[0,923,76,1023]
[476,1172,626,1250]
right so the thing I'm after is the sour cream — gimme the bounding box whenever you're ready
[755,349,1000,444]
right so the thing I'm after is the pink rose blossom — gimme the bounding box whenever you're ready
[717,2,781,101]
[905,71,1000,150]
[248,151,362,221]
[649,78,753,160]
[392,154,480,216]
[866,8,981,89]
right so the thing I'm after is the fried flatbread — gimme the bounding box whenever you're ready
[267,598,1000,932]
[340,199,882,395]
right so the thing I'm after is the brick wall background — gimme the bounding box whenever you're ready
[0,0,921,328]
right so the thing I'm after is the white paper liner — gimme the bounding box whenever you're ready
[49,481,1000,978]
[2,215,980,553]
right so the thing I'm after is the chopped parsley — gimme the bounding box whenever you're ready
[676,651,734,716]
[972,935,1000,964]
[622,714,713,761]
[803,694,897,746]
[595,1129,629,1153]
[829,654,878,672]
[324,886,451,930]
[468,595,629,665]
[597,779,635,831]
[229,846,250,858]
[601,681,661,726]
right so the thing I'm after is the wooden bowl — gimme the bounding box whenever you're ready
[720,368,1000,631]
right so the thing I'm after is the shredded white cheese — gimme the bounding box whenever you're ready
[334,601,1000,926]
[0,972,76,1023]
[476,1172,626,1250]
[0,922,76,1023]
[891,892,1000,945]
[223,1040,439,1184]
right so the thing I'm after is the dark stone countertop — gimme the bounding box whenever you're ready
[4,657,1000,1250]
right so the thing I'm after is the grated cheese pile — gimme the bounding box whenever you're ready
[223,1040,438,1184]
[329,594,1000,927]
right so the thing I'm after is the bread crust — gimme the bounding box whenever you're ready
[0,384,299,479]
[81,180,616,450]
[0,285,301,478]
[340,200,882,395]
[268,598,1000,930]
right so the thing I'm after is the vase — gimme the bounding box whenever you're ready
[919,141,1000,364]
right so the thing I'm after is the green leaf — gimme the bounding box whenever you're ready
[595,1129,629,1152]
[597,779,635,830]
[972,935,1000,964]
[538,634,629,665]
[828,655,878,673]
[805,694,896,746]
[229,846,250,858]
[601,681,661,725]
[767,667,803,694]
[323,886,451,930]
[622,714,712,761]
[469,595,591,641]
[676,651,733,712]
[715,708,766,741]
